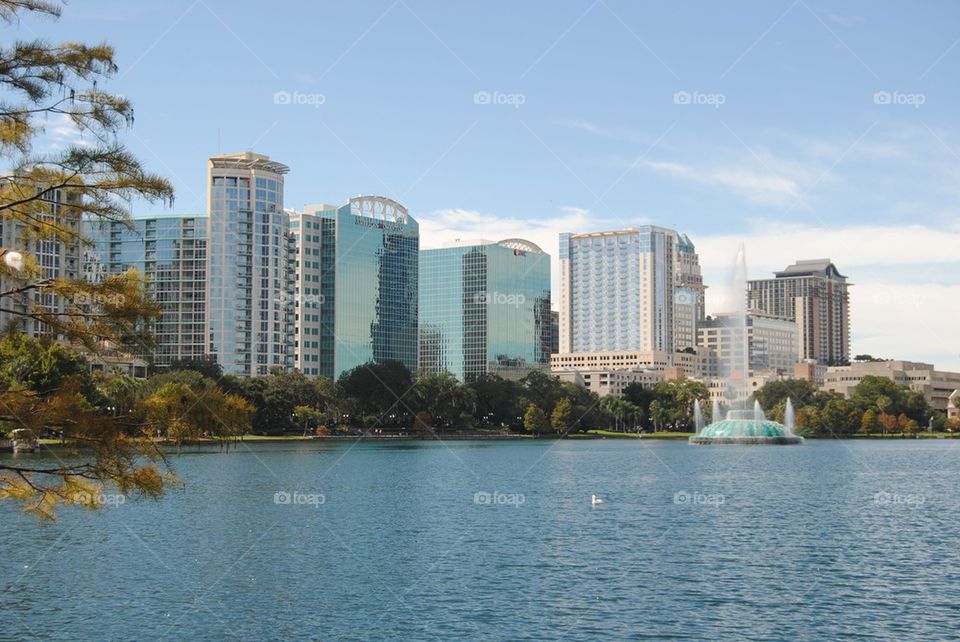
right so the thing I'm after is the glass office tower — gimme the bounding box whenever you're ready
[292,196,418,380]
[419,239,551,382]
[84,215,207,366]
[206,152,295,376]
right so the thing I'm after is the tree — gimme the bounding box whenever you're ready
[523,403,548,436]
[336,360,414,428]
[293,405,326,436]
[139,383,252,445]
[550,398,573,434]
[411,371,476,432]
[622,382,655,411]
[754,379,819,412]
[470,375,523,430]
[0,0,177,518]
[165,357,223,381]
[819,398,860,437]
[860,408,878,435]
[649,400,666,432]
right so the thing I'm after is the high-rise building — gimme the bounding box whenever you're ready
[291,196,418,379]
[84,216,207,367]
[0,189,81,337]
[206,152,295,376]
[558,226,699,355]
[675,233,705,350]
[748,259,850,365]
[419,239,551,382]
[698,311,799,375]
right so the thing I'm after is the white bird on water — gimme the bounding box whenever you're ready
[591,494,603,505]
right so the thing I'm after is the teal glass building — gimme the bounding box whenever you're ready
[84,215,207,367]
[291,196,418,380]
[419,239,551,382]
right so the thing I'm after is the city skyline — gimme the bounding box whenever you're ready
[16,1,960,369]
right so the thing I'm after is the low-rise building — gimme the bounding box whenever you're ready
[554,368,663,397]
[698,311,799,376]
[823,360,960,412]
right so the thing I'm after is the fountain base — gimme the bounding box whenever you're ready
[689,434,804,445]
[689,409,803,445]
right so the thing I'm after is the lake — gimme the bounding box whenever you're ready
[2,439,958,640]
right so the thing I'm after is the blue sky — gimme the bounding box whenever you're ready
[19,0,960,368]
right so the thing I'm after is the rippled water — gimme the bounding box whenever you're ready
[2,439,959,641]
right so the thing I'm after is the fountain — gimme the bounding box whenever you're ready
[689,245,803,445]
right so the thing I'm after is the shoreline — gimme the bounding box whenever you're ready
[30,431,960,448]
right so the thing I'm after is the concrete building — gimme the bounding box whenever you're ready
[748,259,850,365]
[84,216,207,367]
[698,311,799,375]
[559,226,681,354]
[206,152,295,376]
[949,390,959,420]
[0,189,81,337]
[555,368,663,398]
[419,239,551,382]
[793,360,828,388]
[822,360,960,412]
[290,196,418,380]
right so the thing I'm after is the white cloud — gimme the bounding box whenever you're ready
[636,158,806,204]
[44,113,93,151]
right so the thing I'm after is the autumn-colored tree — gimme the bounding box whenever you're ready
[550,398,573,434]
[523,403,548,436]
[0,0,184,519]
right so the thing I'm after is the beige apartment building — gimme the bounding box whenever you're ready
[822,360,960,412]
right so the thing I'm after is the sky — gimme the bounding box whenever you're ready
[16,0,960,369]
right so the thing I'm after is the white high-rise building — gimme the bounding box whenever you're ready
[558,226,701,357]
[206,152,295,376]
